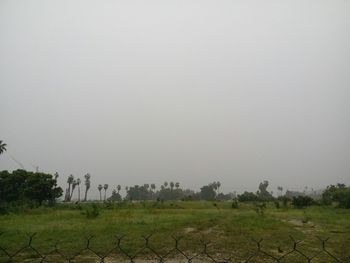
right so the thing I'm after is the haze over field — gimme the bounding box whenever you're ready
[1,0,350,198]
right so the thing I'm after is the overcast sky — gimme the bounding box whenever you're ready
[1,0,349,197]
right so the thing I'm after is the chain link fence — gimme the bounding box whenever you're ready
[0,232,349,263]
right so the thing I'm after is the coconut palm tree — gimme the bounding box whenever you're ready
[70,179,78,200]
[65,175,74,201]
[103,184,108,201]
[217,181,221,195]
[84,173,91,201]
[170,182,174,191]
[277,186,283,197]
[76,178,81,202]
[175,182,180,190]
[164,182,168,188]
[98,184,103,201]
[0,141,7,155]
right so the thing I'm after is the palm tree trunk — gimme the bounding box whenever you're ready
[84,189,88,202]
[104,190,106,201]
[99,191,102,201]
[70,188,74,201]
[78,186,80,202]
[67,184,71,201]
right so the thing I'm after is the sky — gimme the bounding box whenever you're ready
[1,0,350,198]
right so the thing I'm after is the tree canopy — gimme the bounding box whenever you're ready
[0,169,63,206]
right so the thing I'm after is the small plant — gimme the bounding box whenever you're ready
[274,201,280,209]
[255,202,266,216]
[84,204,100,219]
[292,196,314,209]
[231,200,239,209]
[302,210,310,223]
[281,196,290,208]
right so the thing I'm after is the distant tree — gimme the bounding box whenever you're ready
[238,191,258,202]
[292,195,314,208]
[0,141,7,155]
[70,179,78,200]
[83,173,91,201]
[257,180,273,201]
[65,175,74,201]
[212,182,218,193]
[277,186,283,197]
[0,169,63,206]
[322,184,350,208]
[103,184,108,201]
[76,178,81,202]
[200,184,216,200]
[144,184,149,191]
[170,182,174,191]
[109,189,121,202]
[216,181,221,195]
[175,182,180,190]
[151,184,156,192]
[98,184,103,201]
[164,182,168,188]
[117,184,121,194]
[126,185,151,201]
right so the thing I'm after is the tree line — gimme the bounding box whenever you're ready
[0,141,349,209]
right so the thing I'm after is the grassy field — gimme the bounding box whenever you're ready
[0,201,349,262]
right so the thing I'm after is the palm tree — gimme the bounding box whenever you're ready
[70,179,78,200]
[277,186,283,197]
[216,181,221,195]
[117,185,121,194]
[151,184,156,192]
[66,175,74,201]
[212,182,218,192]
[103,184,108,201]
[0,141,7,155]
[175,182,180,190]
[76,178,81,202]
[84,173,91,201]
[170,182,174,191]
[98,184,103,201]
[164,182,168,188]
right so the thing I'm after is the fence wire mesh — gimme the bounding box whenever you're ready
[0,232,349,263]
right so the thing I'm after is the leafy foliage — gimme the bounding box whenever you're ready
[0,140,7,155]
[322,184,350,208]
[292,195,314,208]
[238,191,258,202]
[0,169,63,207]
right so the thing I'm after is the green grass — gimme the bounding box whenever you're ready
[0,201,349,262]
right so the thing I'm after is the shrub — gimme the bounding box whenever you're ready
[84,204,100,218]
[238,191,258,202]
[231,200,239,209]
[292,196,314,208]
[322,184,350,208]
[274,201,280,209]
[254,202,266,216]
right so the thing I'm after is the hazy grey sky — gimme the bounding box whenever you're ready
[1,0,350,196]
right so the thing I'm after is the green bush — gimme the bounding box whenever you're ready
[292,196,314,208]
[84,204,100,218]
[231,200,239,209]
[322,184,350,208]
